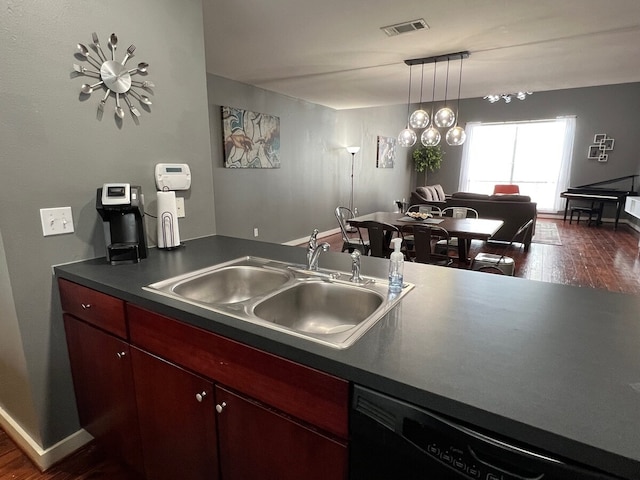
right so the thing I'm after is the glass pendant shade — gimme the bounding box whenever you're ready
[446,126,466,146]
[421,127,441,146]
[398,128,417,147]
[409,109,429,129]
[434,107,455,128]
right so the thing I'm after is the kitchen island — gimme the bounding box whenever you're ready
[54,235,640,479]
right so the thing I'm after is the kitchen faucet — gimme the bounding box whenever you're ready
[307,229,330,271]
[350,250,364,283]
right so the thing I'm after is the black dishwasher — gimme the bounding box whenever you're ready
[350,385,622,480]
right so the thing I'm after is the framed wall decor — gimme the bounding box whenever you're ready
[588,133,615,161]
[376,135,396,168]
[222,106,281,168]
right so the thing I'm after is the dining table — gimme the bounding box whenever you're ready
[348,211,505,265]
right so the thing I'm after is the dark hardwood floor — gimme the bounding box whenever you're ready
[2,219,639,479]
[0,429,140,479]
[325,217,640,295]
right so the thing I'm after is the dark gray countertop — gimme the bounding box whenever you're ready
[54,235,640,479]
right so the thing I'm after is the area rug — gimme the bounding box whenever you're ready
[532,222,562,246]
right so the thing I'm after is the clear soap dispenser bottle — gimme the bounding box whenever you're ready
[388,237,404,293]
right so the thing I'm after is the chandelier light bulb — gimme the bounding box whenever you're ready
[421,127,441,146]
[409,109,429,129]
[398,128,417,147]
[446,126,466,146]
[434,107,455,128]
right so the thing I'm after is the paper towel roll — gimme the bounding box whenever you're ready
[157,191,180,248]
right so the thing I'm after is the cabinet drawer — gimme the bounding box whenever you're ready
[127,304,349,440]
[59,279,127,338]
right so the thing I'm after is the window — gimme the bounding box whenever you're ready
[458,117,575,212]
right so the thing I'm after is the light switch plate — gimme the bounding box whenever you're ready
[175,197,185,218]
[40,207,74,236]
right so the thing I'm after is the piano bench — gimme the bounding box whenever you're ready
[570,206,597,226]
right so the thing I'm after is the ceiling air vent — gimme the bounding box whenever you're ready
[381,19,429,37]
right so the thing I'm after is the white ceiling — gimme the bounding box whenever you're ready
[202,0,640,110]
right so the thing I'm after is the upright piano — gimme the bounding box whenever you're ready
[561,174,638,229]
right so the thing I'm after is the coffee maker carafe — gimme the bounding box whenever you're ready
[96,183,148,264]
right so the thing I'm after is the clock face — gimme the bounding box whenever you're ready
[100,60,132,93]
[74,32,154,121]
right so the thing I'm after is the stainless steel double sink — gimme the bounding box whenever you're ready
[143,256,413,349]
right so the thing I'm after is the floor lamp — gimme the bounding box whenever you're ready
[346,146,360,231]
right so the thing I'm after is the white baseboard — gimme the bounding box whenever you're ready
[0,405,92,471]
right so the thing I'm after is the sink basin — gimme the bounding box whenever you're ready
[144,256,413,349]
[253,282,384,335]
[172,266,290,304]
[146,257,293,305]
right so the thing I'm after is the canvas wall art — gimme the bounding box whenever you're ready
[222,106,281,168]
[376,135,396,168]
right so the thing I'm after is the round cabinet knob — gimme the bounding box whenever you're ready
[215,402,226,413]
[81,303,91,309]
[116,351,126,359]
[195,391,207,402]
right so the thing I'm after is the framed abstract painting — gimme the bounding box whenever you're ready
[222,106,281,168]
[376,135,396,168]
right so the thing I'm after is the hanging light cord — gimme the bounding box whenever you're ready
[430,60,437,119]
[405,65,413,126]
[443,58,450,106]
[455,55,463,125]
[418,63,425,109]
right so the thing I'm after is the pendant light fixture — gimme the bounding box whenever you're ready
[398,51,469,148]
[445,55,467,146]
[398,64,417,147]
[421,58,441,146]
[434,58,455,128]
[409,63,429,129]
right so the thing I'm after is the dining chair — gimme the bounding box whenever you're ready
[435,207,479,258]
[410,224,453,267]
[356,220,405,259]
[470,218,534,275]
[335,206,370,254]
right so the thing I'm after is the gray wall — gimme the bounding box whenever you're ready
[208,75,413,243]
[425,83,640,205]
[0,0,214,448]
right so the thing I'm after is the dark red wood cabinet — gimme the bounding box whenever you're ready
[63,314,144,476]
[216,385,348,480]
[59,279,349,480]
[130,348,219,480]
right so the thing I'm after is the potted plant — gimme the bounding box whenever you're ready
[412,145,444,173]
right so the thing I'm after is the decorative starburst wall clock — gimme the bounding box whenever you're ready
[73,32,154,121]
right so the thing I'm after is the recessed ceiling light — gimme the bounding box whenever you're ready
[381,19,429,37]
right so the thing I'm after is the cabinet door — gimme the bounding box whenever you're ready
[130,348,219,480]
[63,315,144,475]
[216,385,348,480]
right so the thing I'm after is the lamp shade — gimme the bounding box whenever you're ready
[421,127,441,146]
[398,128,417,147]
[409,109,429,129]
[434,107,455,128]
[346,146,360,154]
[446,126,466,146]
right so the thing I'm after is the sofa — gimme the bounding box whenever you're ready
[410,189,537,249]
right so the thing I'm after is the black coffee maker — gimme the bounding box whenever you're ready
[96,183,148,264]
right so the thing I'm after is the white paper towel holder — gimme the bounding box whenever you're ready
[157,189,182,249]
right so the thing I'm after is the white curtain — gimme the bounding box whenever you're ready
[458,122,480,192]
[552,116,576,211]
